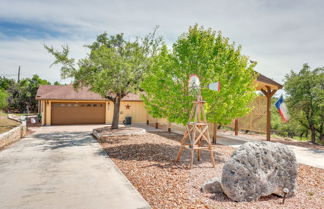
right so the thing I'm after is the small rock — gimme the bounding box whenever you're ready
[201,177,223,193]
[221,142,297,202]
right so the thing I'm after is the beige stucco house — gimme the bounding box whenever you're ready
[36,85,148,125]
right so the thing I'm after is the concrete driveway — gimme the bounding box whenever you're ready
[0,125,150,209]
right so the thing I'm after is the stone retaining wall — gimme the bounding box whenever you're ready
[0,122,27,149]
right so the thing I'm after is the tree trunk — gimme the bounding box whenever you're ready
[212,123,217,144]
[310,124,316,144]
[111,97,121,129]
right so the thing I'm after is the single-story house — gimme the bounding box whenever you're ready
[36,85,148,125]
[36,72,281,140]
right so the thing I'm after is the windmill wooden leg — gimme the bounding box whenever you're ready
[176,130,188,161]
[205,125,216,167]
[176,145,185,162]
[207,135,216,167]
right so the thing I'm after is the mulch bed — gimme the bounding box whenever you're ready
[98,131,324,209]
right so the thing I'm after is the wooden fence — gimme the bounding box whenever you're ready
[147,96,267,134]
[225,96,267,133]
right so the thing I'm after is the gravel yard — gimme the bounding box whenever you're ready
[98,131,324,209]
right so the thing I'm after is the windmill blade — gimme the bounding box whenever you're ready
[188,74,200,90]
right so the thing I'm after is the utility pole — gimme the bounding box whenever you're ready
[17,66,21,82]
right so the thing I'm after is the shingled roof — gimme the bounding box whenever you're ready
[36,85,142,101]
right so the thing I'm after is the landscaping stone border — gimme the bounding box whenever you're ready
[0,121,27,149]
[93,127,146,139]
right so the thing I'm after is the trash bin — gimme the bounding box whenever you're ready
[123,116,132,125]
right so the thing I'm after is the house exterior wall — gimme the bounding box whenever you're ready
[106,101,148,124]
[41,100,45,125]
[45,101,51,125]
[40,99,148,125]
[39,96,266,132]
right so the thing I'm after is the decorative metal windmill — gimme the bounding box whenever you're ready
[176,74,218,168]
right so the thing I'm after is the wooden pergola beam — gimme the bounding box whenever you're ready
[261,85,277,141]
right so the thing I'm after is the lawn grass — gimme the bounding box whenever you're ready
[0,111,20,134]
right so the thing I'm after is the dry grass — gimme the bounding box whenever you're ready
[99,131,324,209]
[0,112,20,134]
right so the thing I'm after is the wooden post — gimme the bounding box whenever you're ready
[266,93,271,141]
[234,119,239,135]
[212,123,217,144]
[168,122,171,133]
[155,122,158,129]
[146,120,149,125]
[261,86,277,141]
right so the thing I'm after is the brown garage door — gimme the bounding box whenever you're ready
[51,102,105,125]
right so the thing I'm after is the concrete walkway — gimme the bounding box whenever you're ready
[0,125,150,209]
[216,133,324,169]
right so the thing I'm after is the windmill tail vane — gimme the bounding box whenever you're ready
[188,74,221,92]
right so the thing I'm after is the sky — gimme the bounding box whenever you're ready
[0,0,323,85]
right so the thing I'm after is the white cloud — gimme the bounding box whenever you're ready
[0,39,89,83]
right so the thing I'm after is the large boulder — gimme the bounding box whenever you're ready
[221,142,297,202]
[201,177,223,193]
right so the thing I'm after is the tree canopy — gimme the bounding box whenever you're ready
[0,75,50,112]
[0,89,8,110]
[142,25,257,125]
[284,64,324,143]
[45,31,162,129]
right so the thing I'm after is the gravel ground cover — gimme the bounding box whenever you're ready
[98,131,324,209]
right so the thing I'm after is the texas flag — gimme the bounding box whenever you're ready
[275,95,290,122]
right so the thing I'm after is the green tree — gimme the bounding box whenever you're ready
[45,31,161,129]
[0,76,15,90]
[0,76,13,110]
[285,64,324,143]
[4,75,50,113]
[18,75,51,112]
[271,97,307,139]
[0,89,8,110]
[142,25,257,125]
